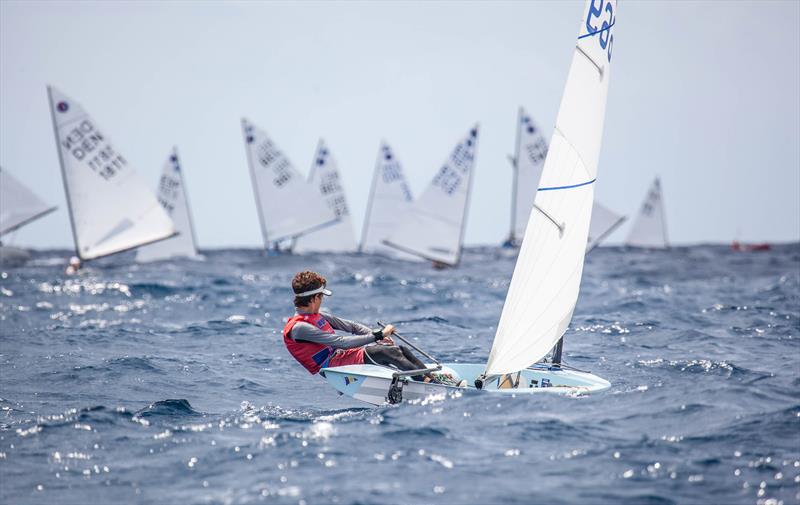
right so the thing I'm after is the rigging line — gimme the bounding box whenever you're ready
[538,178,596,192]
[577,19,616,40]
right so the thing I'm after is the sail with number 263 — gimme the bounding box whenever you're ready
[485,0,618,377]
[47,86,176,261]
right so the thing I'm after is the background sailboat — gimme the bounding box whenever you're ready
[241,119,338,251]
[587,201,626,252]
[293,140,358,253]
[47,86,176,261]
[0,167,57,265]
[507,108,623,251]
[136,148,201,262]
[383,126,479,266]
[359,142,420,261]
[506,107,548,247]
[626,177,668,248]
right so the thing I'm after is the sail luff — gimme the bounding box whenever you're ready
[47,86,82,258]
[358,142,384,253]
[509,107,523,243]
[485,0,617,376]
[174,146,201,255]
[241,118,270,248]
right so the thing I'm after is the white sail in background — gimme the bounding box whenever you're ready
[508,107,549,245]
[359,142,420,260]
[383,126,479,266]
[241,119,338,247]
[626,177,668,248]
[587,201,626,252]
[0,167,56,236]
[136,149,201,262]
[294,140,358,253]
[47,86,176,260]
[486,0,618,376]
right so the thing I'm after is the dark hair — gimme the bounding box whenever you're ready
[292,271,327,308]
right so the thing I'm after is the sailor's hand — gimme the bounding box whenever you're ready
[382,324,395,337]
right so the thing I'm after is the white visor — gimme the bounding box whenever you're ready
[294,285,332,297]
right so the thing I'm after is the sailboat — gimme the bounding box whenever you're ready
[0,167,57,265]
[505,107,548,247]
[382,126,479,267]
[505,108,624,251]
[135,148,201,262]
[293,140,358,253]
[359,142,421,261]
[320,0,617,405]
[241,119,339,251]
[625,177,668,248]
[47,86,176,261]
[587,201,626,252]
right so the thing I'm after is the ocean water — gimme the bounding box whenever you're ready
[1,245,798,505]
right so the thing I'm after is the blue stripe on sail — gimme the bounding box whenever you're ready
[537,178,596,191]
[578,20,615,40]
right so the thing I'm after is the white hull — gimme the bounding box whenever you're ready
[320,362,610,406]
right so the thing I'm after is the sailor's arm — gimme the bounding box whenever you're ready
[319,311,373,336]
[289,321,375,349]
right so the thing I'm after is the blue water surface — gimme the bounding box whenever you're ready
[1,245,798,505]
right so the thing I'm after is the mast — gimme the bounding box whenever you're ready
[508,107,522,244]
[454,125,479,266]
[173,146,200,255]
[241,118,270,250]
[47,85,81,259]
[359,142,383,253]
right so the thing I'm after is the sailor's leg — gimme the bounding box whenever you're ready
[398,345,426,370]
[364,345,426,381]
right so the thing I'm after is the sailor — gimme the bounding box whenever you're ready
[283,270,447,383]
[64,256,81,276]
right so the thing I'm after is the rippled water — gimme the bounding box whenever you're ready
[1,245,798,504]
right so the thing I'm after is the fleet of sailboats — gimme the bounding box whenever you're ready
[293,140,358,253]
[383,126,479,267]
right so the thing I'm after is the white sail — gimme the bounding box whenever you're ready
[359,142,420,260]
[47,86,176,260]
[135,149,201,262]
[241,119,338,247]
[508,107,549,245]
[587,201,626,252]
[383,126,478,266]
[486,0,617,376]
[294,140,358,253]
[626,177,668,248]
[0,167,56,236]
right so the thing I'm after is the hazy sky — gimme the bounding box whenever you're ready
[1,0,798,249]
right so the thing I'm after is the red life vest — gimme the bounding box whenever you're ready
[283,313,335,375]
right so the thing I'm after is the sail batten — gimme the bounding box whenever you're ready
[294,140,358,253]
[47,86,176,260]
[241,119,338,247]
[383,126,479,266]
[485,0,617,376]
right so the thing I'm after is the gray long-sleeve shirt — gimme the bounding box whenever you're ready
[288,310,375,349]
